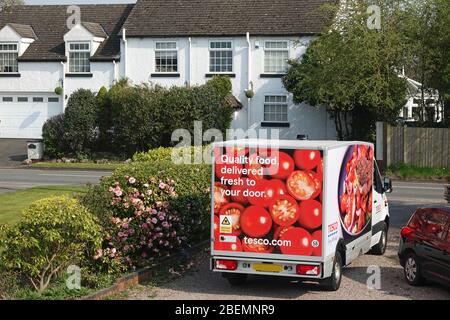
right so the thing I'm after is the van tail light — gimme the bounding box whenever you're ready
[296,264,321,276]
[215,259,237,271]
[401,226,414,238]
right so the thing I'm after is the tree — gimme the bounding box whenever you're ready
[0,0,24,10]
[283,0,409,141]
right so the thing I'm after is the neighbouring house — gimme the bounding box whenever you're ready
[0,0,336,140]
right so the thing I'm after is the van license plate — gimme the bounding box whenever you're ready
[252,263,283,273]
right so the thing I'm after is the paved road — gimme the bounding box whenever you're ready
[0,168,109,194]
[125,180,450,300]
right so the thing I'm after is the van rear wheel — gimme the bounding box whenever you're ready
[322,252,342,291]
[224,273,247,286]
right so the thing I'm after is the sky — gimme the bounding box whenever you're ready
[25,0,136,4]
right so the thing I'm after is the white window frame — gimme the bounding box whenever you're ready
[154,41,178,73]
[209,40,233,73]
[68,42,91,73]
[263,95,289,123]
[263,40,290,74]
[0,43,19,73]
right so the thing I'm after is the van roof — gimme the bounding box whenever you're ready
[215,139,373,150]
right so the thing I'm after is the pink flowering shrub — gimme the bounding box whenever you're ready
[95,176,186,268]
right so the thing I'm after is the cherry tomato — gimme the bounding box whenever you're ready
[263,179,288,206]
[214,183,229,214]
[230,178,250,205]
[307,171,322,200]
[240,206,273,238]
[286,170,321,201]
[316,158,323,178]
[311,230,322,256]
[278,227,313,256]
[271,152,295,180]
[215,157,243,181]
[242,241,274,253]
[246,153,264,180]
[273,225,294,240]
[298,199,322,230]
[293,150,321,170]
[268,196,300,227]
[215,237,243,252]
[219,203,245,236]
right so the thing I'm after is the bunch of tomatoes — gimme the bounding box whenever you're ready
[213,147,324,257]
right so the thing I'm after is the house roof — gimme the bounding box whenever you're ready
[0,4,134,62]
[123,0,334,37]
[81,22,108,38]
[7,23,37,39]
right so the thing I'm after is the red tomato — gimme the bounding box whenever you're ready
[214,183,229,214]
[247,179,287,208]
[278,227,313,256]
[307,171,322,200]
[246,153,264,180]
[240,206,273,238]
[286,170,321,201]
[242,241,274,253]
[215,157,243,181]
[213,215,220,239]
[215,237,243,252]
[311,230,322,257]
[230,178,250,205]
[219,203,245,236]
[298,199,322,230]
[271,152,295,180]
[316,158,323,178]
[268,196,300,227]
[294,150,321,170]
[273,225,294,240]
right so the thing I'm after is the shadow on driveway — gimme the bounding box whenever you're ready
[0,139,28,167]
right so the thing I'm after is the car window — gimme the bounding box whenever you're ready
[408,209,427,232]
[373,161,383,193]
[424,210,448,240]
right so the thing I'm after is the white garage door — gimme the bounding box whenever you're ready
[0,94,63,139]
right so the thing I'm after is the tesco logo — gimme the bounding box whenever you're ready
[328,222,338,233]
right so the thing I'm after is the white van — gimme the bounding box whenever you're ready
[210,140,392,291]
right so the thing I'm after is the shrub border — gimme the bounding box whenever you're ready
[81,240,209,300]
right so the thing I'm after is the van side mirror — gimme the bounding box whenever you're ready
[383,177,393,193]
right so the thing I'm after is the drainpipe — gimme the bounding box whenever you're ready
[122,28,127,78]
[246,32,252,130]
[188,37,192,86]
[113,60,118,84]
[60,61,66,111]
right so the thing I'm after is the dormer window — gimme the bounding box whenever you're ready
[0,43,18,73]
[68,42,91,73]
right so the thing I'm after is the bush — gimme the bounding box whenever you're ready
[42,114,65,158]
[63,89,98,155]
[109,76,234,156]
[132,146,207,164]
[0,196,102,293]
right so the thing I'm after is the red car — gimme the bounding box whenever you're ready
[398,206,450,287]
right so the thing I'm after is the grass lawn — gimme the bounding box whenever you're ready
[387,163,450,180]
[0,185,88,225]
[31,162,122,170]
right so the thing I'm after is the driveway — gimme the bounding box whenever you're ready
[0,139,28,167]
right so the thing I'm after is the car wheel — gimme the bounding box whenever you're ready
[322,252,343,291]
[224,273,248,286]
[404,253,424,286]
[371,223,387,255]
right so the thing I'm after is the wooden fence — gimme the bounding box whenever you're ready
[383,124,450,168]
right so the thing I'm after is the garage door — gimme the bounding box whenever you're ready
[0,94,63,139]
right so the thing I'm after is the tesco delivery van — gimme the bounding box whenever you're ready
[210,139,392,291]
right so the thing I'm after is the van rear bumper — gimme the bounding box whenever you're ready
[211,256,325,279]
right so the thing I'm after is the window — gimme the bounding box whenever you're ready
[33,97,43,102]
[264,41,289,73]
[48,97,59,102]
[373,161,384,193]
[18,97,28,102]
[209,41,233,73]
[2,97,13,102]
[0,43,18,73]
[155,42,178,73]
[68,42,91,73]
[264,95,288,122]
[424,210,448,240]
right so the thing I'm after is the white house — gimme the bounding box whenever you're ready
[0,0,336,140]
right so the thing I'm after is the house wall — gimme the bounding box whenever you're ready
[124,36,336,140]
